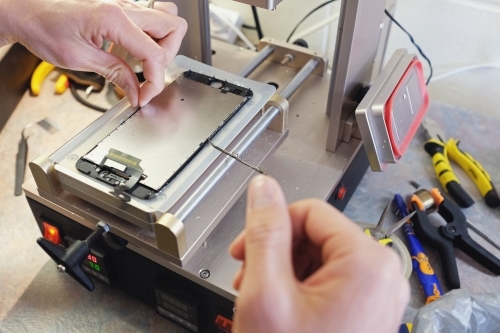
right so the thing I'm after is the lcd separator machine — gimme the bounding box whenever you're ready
[24,0,429,332]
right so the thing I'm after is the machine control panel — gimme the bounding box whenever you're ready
[81,249,112,285]
[152,279,200,332]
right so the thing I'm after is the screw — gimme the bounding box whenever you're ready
[281,54,294,66]
[199,269,210,279]
[449,226,457,233]
[57,265,66,273]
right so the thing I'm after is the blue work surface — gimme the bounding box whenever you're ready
[344,103,500,323]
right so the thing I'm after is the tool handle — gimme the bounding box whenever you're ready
[396,194,443,303]
[458,233,500,275]
[446,139,500,208]
[424,139,474,208]
[435,232,461,290]
[445,181,475,208]
[14,135,28,196]
[411,203,461,289]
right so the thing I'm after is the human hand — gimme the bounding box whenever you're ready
[230,176,410,333]
[0,0,187,107]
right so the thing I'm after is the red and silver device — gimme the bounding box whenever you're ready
[356,49,429,171]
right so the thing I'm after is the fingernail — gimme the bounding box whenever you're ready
[248,175,276,209]
[124,85,138,107]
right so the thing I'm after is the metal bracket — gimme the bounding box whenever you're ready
[257,38,328,77]
[154,213,188,259]
[264,94,289,134]
[29,155,63,197]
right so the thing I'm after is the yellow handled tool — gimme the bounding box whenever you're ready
[421,118,499,208]
[31,61,68,95]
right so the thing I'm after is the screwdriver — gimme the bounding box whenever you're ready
[393,194,443,304]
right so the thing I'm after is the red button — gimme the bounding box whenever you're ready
[336,186,347,201]
[43,222,62,245]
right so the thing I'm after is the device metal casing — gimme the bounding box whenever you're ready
[356,49,427,171]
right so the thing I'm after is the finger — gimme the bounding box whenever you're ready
[289,199,366,261]
[96,6,169,106]
[132,1,179,15]
[242,176,295,287]
[134,14,187,106]
[288,199,373,287]
[84,46,139,106]
[123,6,186,45]
[229,230,246,261]
[154,2,179,15]
[232,265,244,291]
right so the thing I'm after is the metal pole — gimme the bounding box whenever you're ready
[176,105,280,222]
[176,59,319,222]
[325,0,386,152]
[237,45,275,78]
[279,58,319,99]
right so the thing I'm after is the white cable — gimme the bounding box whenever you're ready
[209,7,256,51]
[290,13,340,41]
[430,64,500,83]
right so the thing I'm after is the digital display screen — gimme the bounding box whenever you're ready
[83,253,108,276]
[164,302,189,320]
[86,254,101,271]
[162,294,188,312]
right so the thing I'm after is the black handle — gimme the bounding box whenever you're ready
[37,222,109,291]
[14,135,28,196]
[411,203,460,289]
[484,187,500,208]
[458,233,500,275]
[424,140,445,156]
[446,181,474,208]
[435,234,461,290]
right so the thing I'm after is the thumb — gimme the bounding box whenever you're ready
[243,175,294,287]
[85,47,140,107]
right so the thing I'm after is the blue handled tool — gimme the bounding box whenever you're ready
[393,194,443,304]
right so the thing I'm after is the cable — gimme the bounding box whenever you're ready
[69,82,108,112]
[384,9,433,85]
[251,6,264,39]
[430,63,500,83]
[210,6,257,51]
[242,24,257,30]
[291,13,339,41]
[286,0,337,43]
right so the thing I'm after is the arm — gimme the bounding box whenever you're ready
[0,0,187,106]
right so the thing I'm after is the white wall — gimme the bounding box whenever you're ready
[212,0,500,116]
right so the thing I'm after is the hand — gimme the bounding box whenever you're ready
[0,0,187,107]
[230,176,410,333]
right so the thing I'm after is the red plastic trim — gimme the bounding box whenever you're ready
[384,59,429,158]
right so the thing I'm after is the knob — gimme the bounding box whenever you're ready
[37,221,110,291]
[292,39,308,48]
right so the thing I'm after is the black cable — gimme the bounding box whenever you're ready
[286,0,336,43]
[251,6,264,39]
[384,9,433,85]
[69,82,108,112]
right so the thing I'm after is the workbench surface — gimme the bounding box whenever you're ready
[1,76,499,332]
